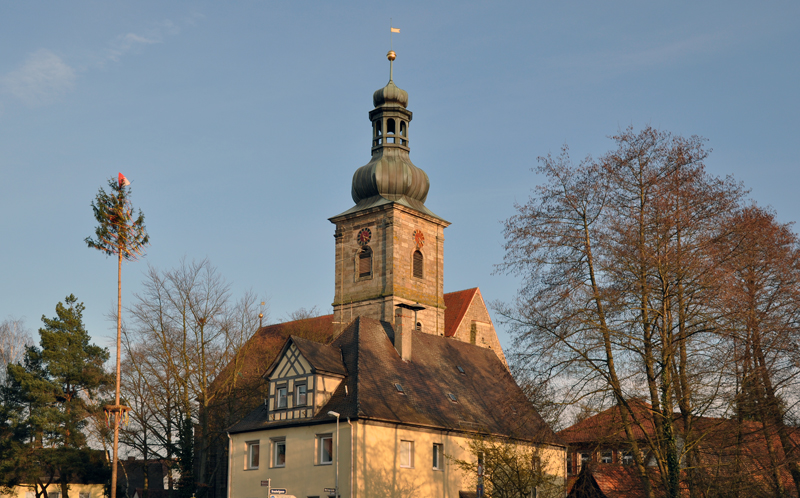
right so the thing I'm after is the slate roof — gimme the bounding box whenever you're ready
[228,316,562,446]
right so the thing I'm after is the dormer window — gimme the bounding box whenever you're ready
[295,383,307,406]
[277,386,288,409]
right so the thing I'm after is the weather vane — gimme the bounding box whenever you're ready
[388,20,400,81]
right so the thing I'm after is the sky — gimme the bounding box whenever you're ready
[1,1,798,359]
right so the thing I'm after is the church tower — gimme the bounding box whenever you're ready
[330,51,450,335]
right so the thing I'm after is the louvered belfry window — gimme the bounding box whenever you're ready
[359,247,372,278]
[413,250,423,278]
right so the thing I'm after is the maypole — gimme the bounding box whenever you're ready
[86,173,149,498]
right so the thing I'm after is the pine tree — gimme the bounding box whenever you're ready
[1,295,112,498]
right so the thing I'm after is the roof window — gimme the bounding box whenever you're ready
[395,383,405,394]
[457,366,465,374]
[447,393,458,403]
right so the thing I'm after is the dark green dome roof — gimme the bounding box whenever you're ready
[372,80,408,108]
[331,52,446,223]
[351,148,429,204]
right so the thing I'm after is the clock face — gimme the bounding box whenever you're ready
[357,228,372,246]
[413,229,425,248]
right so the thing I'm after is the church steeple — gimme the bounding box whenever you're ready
[344,51,443,221]
[330,51,449,335]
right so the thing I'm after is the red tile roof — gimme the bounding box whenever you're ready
[560,401,800,498]
[444,287,478,337]
[558,399,657,444]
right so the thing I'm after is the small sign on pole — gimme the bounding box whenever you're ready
[260,481,270,487]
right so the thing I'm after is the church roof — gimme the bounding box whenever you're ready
[228,316,562,446]
[443,287,479,337]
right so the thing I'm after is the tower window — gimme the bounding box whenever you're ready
[387,119,396,143]
[413,250,423,279]
[416,322,422,331]
[358,246,372,278]
[400,121,406,136]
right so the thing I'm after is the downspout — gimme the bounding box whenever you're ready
[227,433,233,498]
[347,418,354,498]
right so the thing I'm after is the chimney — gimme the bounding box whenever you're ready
[394,306,413,361]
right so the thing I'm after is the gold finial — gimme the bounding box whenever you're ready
[387,50,396,61]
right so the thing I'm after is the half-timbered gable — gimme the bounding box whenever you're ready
[263,336,347,422]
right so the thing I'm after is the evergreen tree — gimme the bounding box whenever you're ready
[0,295,112,498]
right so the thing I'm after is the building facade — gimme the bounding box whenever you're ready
[226,51,564,498]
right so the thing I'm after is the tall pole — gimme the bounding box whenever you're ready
[111,225,122,498]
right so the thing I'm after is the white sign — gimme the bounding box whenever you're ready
[270,490,287,495]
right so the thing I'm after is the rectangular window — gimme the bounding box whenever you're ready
[532,455,542,473]
[277,386,288,409]
[79,493,90,498]
[567,453,573,475]
[601,450,612,464]
[246,440,260,469]
[580,452,591,468]
[432,443,443,470]
[48,493,60,498]
[318,434,333,464]
[295,383,307,406]
[272,438,286,468]
[622,451,634,466]
[400,440,414,468]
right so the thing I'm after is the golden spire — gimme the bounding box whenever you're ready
[387,50,396,82]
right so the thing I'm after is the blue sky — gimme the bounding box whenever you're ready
[1,1,798,355]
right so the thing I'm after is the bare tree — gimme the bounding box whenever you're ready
[122,258,261,498]
[448,435,561,498]
[718,205,800,497]
[498,127,748,498]
[0,318,33,386]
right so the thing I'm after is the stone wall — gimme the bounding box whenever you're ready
[331,203,448,336]
[450,289,507,366]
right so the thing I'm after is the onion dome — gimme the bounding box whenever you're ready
[373,80,408,108]
[335,50,443,221]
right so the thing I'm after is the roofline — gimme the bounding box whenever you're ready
[446,287,479,337]
[230,414,565,449]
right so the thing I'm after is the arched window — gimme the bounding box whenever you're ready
[387,119,396,143]
[415,322,422,331]
[413,250,423,279]
[358,247,372,278]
